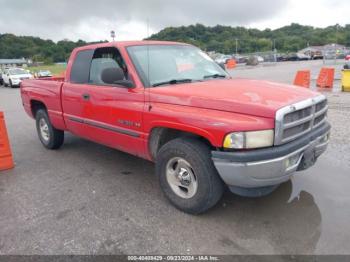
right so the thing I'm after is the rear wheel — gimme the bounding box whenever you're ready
[35,109,64,149]
[156,138,224,214]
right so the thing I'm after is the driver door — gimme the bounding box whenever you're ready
[63,47,145,156]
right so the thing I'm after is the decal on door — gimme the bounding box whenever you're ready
[117,119,141,128]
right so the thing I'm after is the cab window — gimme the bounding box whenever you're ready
[70,50,94,84]
[89,47,128,85]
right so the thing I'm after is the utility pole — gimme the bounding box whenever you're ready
[273,39,277,63]
[235,38,238,56]
[335,24,339,65]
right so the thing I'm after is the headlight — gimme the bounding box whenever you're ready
[223,130,274,149]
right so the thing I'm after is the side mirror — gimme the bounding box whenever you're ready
[101,67,134,88]
[218,63,226,70]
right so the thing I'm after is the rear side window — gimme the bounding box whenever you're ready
[70,50,94,84]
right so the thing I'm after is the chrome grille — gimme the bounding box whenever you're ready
[275,95,328,145]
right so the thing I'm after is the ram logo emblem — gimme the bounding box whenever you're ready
[290,105,297,112]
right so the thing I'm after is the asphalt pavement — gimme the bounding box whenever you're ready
[0,60,350,255]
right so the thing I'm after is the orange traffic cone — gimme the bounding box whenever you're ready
[317,68,335,88]
[0,112,14,171]
[294,70,310,88]
[226,59,236,69]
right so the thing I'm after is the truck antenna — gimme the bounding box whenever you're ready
[110,30,115,42]
[147,19,152,111]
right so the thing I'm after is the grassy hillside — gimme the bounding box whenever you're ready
[0,34,106,62]
[1,23,350,60]
[147,23,350,54]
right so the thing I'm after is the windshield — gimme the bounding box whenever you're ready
[9,68,28,75]
[127,45,229,87]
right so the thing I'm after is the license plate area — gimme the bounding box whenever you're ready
[297,141,317,171]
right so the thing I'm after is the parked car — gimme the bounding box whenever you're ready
[296,53,311,61]
[36,70,53,78]
[256,55,264,63]
[345,55,350,68]
[2,67,33,88]
[0,69,4,85]
[336,53,346,59]
[324,52,336,60]
[246,56,259,66]
[286,53,298,61]
[214,55,232,65]
[277,54,289,62]
[20,41,330,214]
[233,55,248,64]
[311,51,324,60]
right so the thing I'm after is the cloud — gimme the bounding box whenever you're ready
[0,0,349,42]
[249,0,349,30]
[0,0,287,41]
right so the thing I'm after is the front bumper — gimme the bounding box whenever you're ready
[212,122,331,188]
[10,79,21,86]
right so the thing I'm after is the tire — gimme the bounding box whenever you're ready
[156,138,224,214]
[35,109,64,149]
[4,81,8,87]
[9,80,13,88]
[229,184,280,198]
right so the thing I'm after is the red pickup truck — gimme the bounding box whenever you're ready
[21,41,330,214]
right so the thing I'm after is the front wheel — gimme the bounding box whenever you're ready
[35,109,64,149]
[9,80,13,88]
[229,185,280,198]
[156,138,224,214]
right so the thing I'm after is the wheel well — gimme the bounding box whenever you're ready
[149,127,214,160]
[30,100,47,117]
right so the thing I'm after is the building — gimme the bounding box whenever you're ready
[0,59,28,69]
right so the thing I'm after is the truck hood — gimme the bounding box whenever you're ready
[150,79,320,118]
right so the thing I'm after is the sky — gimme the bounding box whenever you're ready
[0,0,348,42]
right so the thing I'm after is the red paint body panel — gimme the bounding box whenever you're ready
[143,102,274,147]
[20,79,66,130]
[61,82,147,158]
[20,41,321,161]
[149,79,319,118]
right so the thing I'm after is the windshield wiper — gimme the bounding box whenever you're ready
[203,74,227,79]
[152,78,194,87]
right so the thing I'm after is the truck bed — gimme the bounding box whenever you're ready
[21,77,66,130]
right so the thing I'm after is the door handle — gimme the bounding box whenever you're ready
[82,93,90,101]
